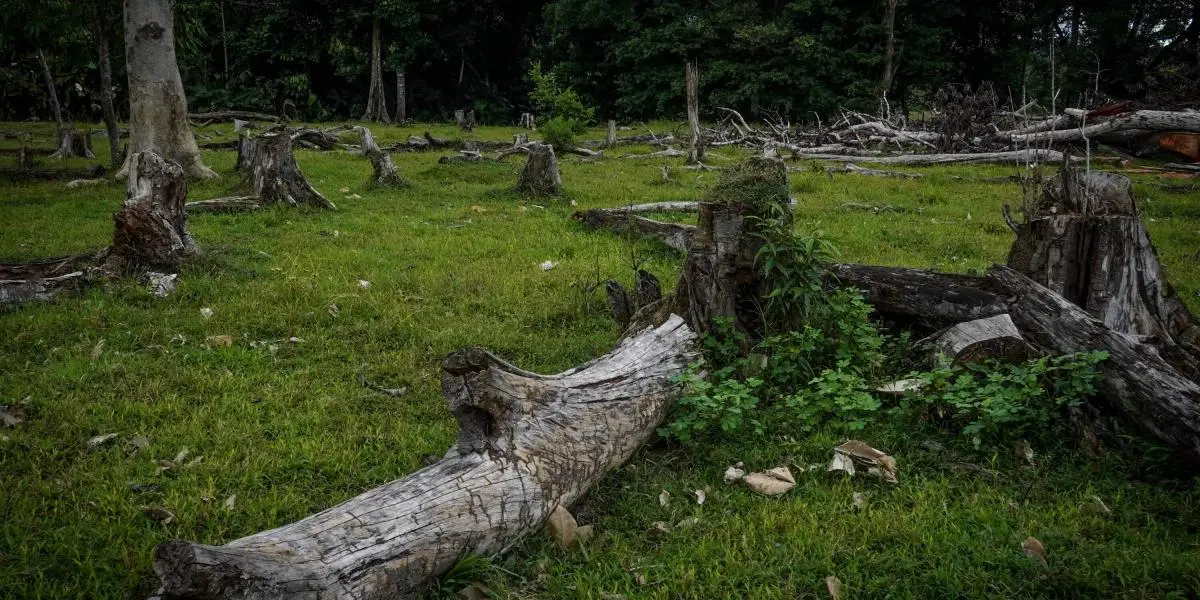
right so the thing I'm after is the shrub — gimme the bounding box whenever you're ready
[528,62,593,131]
[539,116,578,151]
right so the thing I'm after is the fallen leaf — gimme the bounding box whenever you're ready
[829,440,898,483]
[173,448,189,463]
[470,205,486,213]
[91,338,106,360]
[826,575,842,600]
[223,494,236,511]
[206,335,233,347]
[327,303,340,318]
[200,307,214,319]
[142,507,175,524]
[744,467,796,496]
[1022,536,1047,565]
[185,456,205,468]
[675,516,700,529]
[545,505,587,549]
[154,459,177,475]
[853,492,867,510]
[358,279,371,290]
[129,434,151,452]
[87,433,118,448]
[723,464,746,483]
[339,187,351,193]
[694,489,706,505]
[634,571,648,586]
[0,406,24,427]
[658,489,670,506]
[539,260,557,271]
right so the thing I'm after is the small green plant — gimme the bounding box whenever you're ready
[783,363,881,433]
[902,351,1109,446]
[660,362,763,443]
[528,62,594,131]
[539,116,578,151]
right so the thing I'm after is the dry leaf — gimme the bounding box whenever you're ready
[853,492,867,510]
[206,335,233,347]
[0,406,23,427]
[675,516,700,529]
[327,303,340,318]
[694,490,706,505]
[143,507,175,524]
[87,433,118,448]
[173,448,189,463]
[200,307,213,319]
[723,464,746,483]
[658,490,670,506]
[829,440,898,483]
[744,467,796,496]
[470,205,486,213]
[1022,536,1047,565]
[650,521,671,534]
[634,571,648,586]
[826,575,842,600]
[545,505,590,549]
[91,338,105,360]
[154,459,177,475]
[223,494,236,511]
[129,434,150,452]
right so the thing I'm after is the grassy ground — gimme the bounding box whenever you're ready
[1,121,1199,599]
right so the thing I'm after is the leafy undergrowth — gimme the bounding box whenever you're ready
[1,121,1199,598]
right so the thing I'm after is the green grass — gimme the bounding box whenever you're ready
[2,121,1199,599]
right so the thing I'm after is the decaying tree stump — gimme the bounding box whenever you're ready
[243,129,335,208]
[518,112,536,129]
[517,142,562,196]
[151,316,697,599]
[355,126,405,186]
[50,128,96,160]
[607,120,617,147]
[932,314,1031,364]
[454,109,476,131]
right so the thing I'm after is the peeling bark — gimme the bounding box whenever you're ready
[151,316,697,599]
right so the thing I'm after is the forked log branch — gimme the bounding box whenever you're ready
[354,126,405,186]
[152,316,697,599]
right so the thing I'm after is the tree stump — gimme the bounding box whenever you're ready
[607,120,617,147]
[517,142,562,196]
[1007,169,1200,373]
[933,314,1031,364]
[151,316,697,599]
[50,128,95,160]
[518,112,536,129]
[234,133,255,172]
[455,109,475,131]
[101,151,200,274]
[244,130,335,209]
[354,126,405,186]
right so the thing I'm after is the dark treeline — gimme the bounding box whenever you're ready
[1,0,1197,124]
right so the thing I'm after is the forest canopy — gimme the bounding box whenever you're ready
[1,0,1197,123]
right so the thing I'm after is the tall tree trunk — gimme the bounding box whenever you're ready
[361,18,390,124]
[118,0,215,179]
[879,0,898,109]
[685,60,703,164]
[93,9,122,168]
[35,49,64,140]
[393,71,406,123]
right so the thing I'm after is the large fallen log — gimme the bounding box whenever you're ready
[1007,110,1200,145]
[794,149,1068,166]
[151,315,697,599]
[829,264,1005,326]
[188,110,279,123]
[572,209,695,253]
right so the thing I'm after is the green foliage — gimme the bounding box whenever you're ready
[783,364,880,433]
[539,116,578,150]
[660,364,763,443]
[903,351,1110,446]
[528,62,594,129]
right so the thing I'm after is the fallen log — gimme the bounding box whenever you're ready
[355,126,405,186]
[437,150,485,164]
[794,149,1069,166]
[623,148,686,160]
[1008,110,1200,145]
[829,264,1005,326]
[185,197,262,213]
[823,163,924,178]
[188,110,279,123]
[0,165,107,182]
[572,209,695,253]
[151,315,697,599]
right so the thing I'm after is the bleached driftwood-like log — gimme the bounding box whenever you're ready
[517,142,562,196]
[152,316,697,599]
[437,150,485,164]
[354,126,405,186]
[185,196,262,213]
[933,314,1031,364]
[795,149,1068,166]
[188,110,279,123]
[1007,110,1200,145]
[243,129,335,209]
[572,209,695,253]
[624,147,686,160]
[823,162,923,178]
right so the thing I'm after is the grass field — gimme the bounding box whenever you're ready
[2,121,1199,599]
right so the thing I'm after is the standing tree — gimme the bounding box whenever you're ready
[88,0,122,167]
[117,0,215,179]
[361,16,390,123]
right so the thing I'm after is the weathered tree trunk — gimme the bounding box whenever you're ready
[101,151,200,274]
[92,8,122,168]
[393,71,406,123]
[119,0,215,179]
[355,126,405,186]
[933,314,1031,364]
[50,128,96,160]
[234,133,255,172]
[361,18,390,124]
[572,209,695,253]
[518,112,536,129]
[792,149,1069,166]
[829,264,1006,326]
[151,316,697,599]
[607,120,617,147]
[1007,170,1200,373]
[35,50,64,141]
[1007,110,1200,145]
[243,130,335,208]
[685,60,704,165]
[517,142,562,196]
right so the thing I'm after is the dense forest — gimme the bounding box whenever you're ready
[2,0,1199,124]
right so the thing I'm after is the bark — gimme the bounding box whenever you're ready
[188,111,279,123]
[35,50,64,139]
[102,151,200,274]
[1007,170,1200,375]
[393,71,406,124]
[120,0,215,179]
[1007,110,1200,145]
[933,314,1031,364]
[517,142,562,196]
[606,280,632,326]
[988,265,1200,462]
[361,18,390,124]
[234,133,255,172]
[685,60,704,165]
[94,8,122,168]
[354,126,405,186]
[243,130,335,208]
[607,120,617,147]
[151,316,697,599]
[571,209,695,253]
[636,269,663,306]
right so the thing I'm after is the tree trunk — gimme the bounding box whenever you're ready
[361,18,390,124]
[119,0,215,179]
[879,0,898,109]
[35,49,64,140]
[518,113,535,129]
[685,60,704,165]
[355,126,405,186]
[393,71,406,123]
[1007,110,1200,145]
[1007,170,1200,374]
[933,314,1031,364]
[792,149,1069,166]
[95,14,122,168]
[607,120,617,147]
[517,142,562,196]
[101,150,200,274]
[151,316,697,599]
[244,129,335,208]
[828,264,1006,326]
